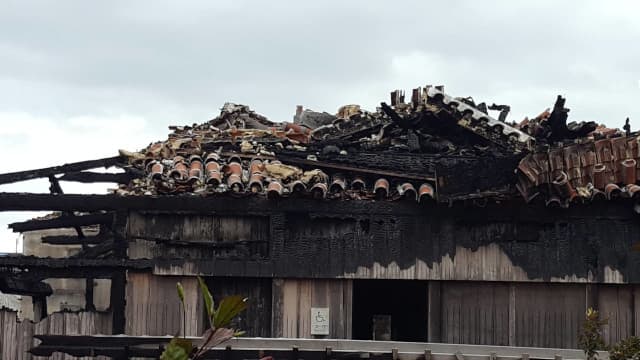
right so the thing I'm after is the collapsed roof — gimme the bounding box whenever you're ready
[111,85,633,208]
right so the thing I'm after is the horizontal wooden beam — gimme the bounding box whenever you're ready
[8,213,114,232]
[0,156,123,185]
[0,192,636,220]
[0,256,152,278]
[58,171,134,184]
[41,233,111,245]
[0,192,437,216]
[0,275,52,296]
[31,335,591,359]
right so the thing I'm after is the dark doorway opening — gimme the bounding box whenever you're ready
[352,279,428,342]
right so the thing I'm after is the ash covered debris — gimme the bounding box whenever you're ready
[113,84,634,207]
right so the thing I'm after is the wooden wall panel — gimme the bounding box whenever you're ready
[599,285,633,345]
[515,283,585,349]
[0,309,111,360]
[205,277,272,337]
[274,279,352,339]
[441,282,510,346]
[125,272,202,336]
[128,212,270,260]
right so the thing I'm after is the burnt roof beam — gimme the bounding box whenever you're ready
[72,239,115,259]
[41,233,111,245]
[0,275,53,296]
[0,257,152,279]
[0,156,124,185]
[0,192,438,215]
[8,212,114,233]
[58,171,134,184]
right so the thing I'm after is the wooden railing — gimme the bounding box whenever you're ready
[31,336,606,360]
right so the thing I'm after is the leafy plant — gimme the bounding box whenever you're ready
[578,307,608,360]
[160,277,248,360]
[609,336,640,360]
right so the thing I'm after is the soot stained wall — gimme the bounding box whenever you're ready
[134,202,640,283]
[276,207,640,282]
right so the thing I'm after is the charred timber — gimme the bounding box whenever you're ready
[72,240,115,259]
[0,192,434,215]
[0,156,124,185]
[2,192,640,220]
[0,256,153,278]
[41,233,111,245]
[8,212,114,232]
[132,235,268,249]
[48,174,85,237]
[58,171,134,184]
[0,276,52,296]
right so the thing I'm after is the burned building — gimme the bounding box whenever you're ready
[1,85,640,355]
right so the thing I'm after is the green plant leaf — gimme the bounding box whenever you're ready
[160,337,193,360]
[176,282,185,306]
[213,296,248,328]
[197,276,215,324]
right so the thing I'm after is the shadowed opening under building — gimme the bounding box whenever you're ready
[352,279,428,342]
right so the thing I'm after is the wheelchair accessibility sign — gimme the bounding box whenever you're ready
[311,307,330,335]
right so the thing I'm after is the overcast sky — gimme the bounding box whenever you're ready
[1,0,639,252]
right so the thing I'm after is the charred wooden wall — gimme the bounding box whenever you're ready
[205,277,273,338]
[121,202,640,348]
[129,202,640,284]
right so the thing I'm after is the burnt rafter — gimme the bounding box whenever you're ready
[48,174,86,238]
[8,212,114,232]
[72,239,115,259]
[0,156,124,185]
[41,233,111,245]
[58,171,135,184]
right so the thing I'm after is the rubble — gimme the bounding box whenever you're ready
[108,84,635,207]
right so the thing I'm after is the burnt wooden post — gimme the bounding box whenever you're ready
[85,278,95,311]
[48,174,99,312]
[110,211,129,334]
[110,270,126,334]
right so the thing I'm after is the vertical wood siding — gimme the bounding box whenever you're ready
[272,278,352,339]
[0,309,111,360]
[125,272,203,336]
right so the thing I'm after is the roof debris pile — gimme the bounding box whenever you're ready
[115,85,634,207]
